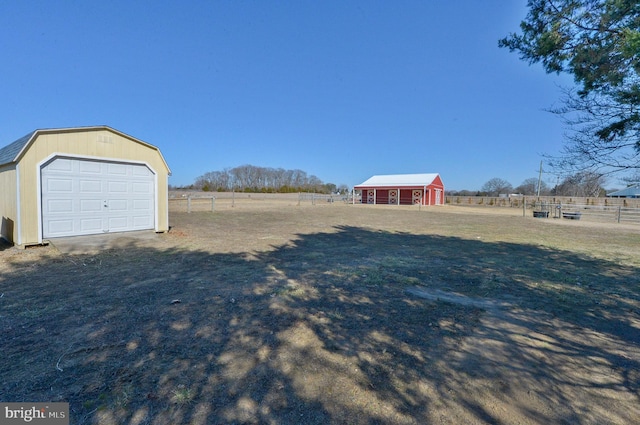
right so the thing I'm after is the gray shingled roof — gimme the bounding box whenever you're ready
[0,131,36,166]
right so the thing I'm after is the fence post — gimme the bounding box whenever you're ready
[211,196,215,212]
[187,196,191,213]
[618,205,621,223]
[523,197,526,217]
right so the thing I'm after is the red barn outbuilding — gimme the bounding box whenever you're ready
[354,173,445,206]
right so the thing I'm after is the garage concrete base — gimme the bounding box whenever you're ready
[48,230,161,254]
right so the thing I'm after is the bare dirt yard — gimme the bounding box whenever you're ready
[1,200,639,424]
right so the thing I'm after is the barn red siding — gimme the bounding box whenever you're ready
[376,189,389,204]
[431,175,444,188]
[399,189,413,205]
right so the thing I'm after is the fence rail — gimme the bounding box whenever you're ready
[445,195,640,224]
[529,201,640,224]
[168,192,348,212]
[169,196,216,213]
[297,193,347,204]
[167,192,640,224]
[446,195,640,209]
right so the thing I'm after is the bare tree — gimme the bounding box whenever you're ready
[230,165,264,190]
[201,170,232,191]
[270,168,287,190]
[290,169,308,189]
[515,177,550,196]
[447,189,476,196]
[620,169,640,186]
[194,165,337,193]
[546,87,640,176]
[306,175,323,192]
[554,172,606,197]
[480,178,513,197]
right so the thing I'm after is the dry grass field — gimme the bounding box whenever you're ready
[1,199,639,424]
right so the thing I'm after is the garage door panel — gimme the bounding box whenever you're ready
[79,161,102,173]
[108,181,128,193]
[47,178,73,192]
[80,218,104,233]
[79,179,102,193]
[132,182,152,193]
[80,199,102,213]
[108,199,128,211]
[42,158,155,238]
[132,166,152,177]
[47,199,74,214]
[133,199,152,210]
[47,158,73,172]
[108,163,127,175]
[107,216,129,231]
[48,219,74,235]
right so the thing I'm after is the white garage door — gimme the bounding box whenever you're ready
[41,157,155,238]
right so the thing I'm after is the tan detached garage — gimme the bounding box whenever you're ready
[0,126,171,247]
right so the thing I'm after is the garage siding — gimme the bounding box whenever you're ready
[15,129,169,244]
[0,164,17,243]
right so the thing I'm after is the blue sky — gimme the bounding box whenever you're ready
[0,1,576,191]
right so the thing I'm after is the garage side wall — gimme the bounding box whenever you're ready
[17,130,169,245]
[0,165,17,243]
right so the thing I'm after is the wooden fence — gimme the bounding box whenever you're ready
[529,202,640,224]
[445,195,640,209]
[446,196,640,224]
[168,192,347,212]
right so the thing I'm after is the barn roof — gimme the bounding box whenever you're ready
[355,173,441,188]
[0,126,170,173]
[606,185,640,197]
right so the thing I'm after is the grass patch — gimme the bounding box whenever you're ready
[171,385,195,406]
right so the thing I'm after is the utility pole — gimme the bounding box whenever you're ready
[536,161,543,198]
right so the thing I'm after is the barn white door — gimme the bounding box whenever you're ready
[388,190,398,204]
[412,190,422,204]
[367,190,375,204]
[41,157,155,238]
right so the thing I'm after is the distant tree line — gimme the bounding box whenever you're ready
[448,172,607,197]
[175,164,347,194]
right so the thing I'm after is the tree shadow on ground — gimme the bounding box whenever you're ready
[0,225,639,424]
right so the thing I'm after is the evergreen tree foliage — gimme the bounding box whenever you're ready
[500,0,640,176]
